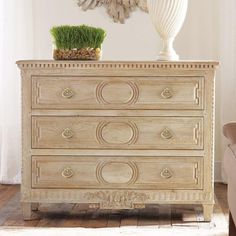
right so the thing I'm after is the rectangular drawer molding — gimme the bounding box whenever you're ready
[32,116,204,150]
[32,76,204,110]
[32,156,203,190]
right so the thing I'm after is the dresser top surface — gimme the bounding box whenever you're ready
[16,60,219,70]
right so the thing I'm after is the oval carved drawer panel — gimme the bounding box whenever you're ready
[32,116,203,150]
[32,76,204,110]
[32,156,203,189]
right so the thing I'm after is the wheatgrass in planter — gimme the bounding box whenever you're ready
[50,25,106,60]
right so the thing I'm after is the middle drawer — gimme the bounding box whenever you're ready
[32,116,203,150]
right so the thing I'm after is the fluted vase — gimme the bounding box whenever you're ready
[147,0,188,61]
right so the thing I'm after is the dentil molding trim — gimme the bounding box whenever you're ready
[16,61,219,70]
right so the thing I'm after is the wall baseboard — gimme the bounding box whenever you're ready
[214,161,223,183]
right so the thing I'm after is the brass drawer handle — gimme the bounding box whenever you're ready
[161,128,173,139]
[160,168,173,179]
[62,167,74,178]
[62,128,74,139]
[62,88,74,99]
[161,88,173,99]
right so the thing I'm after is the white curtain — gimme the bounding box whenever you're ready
[0,0,34,184]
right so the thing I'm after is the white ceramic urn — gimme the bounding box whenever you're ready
[147,0,188,61]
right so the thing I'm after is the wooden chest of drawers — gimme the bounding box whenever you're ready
[17,61,218,221]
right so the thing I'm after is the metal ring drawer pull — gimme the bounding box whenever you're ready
[160,168,173,179]
[62,88,74,99]
[62,128,74,139]
[161,128,173,139]
[62,167,74,178]
[161,88,173,99]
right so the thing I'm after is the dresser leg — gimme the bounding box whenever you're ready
[22,203,40,220]
[202,204,214,221]
[31,203,39,211]
[229,212,236,236]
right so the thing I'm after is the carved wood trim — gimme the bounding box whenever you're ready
[194,163,199,184]
[193,122,201,145]
[96,81,139,105]
[33,119,41,147]
[96,161,138,185]
[96,121,139,145]
[35,161,40,185]
[21,189,214,204]
[210,71,216,186]
[16,61,219,70]
[84,191,150,208]
[194,81,200,105]
[35,82,41,105]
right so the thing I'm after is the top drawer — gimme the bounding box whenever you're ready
[32,76,204,110]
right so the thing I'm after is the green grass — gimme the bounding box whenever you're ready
[50,25,106,50]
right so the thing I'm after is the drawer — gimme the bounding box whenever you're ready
[32,156,203,189]
[32,116,203,150]
[32,76,204,110]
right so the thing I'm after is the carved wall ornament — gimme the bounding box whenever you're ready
[77,0,148,23]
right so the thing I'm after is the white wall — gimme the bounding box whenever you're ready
[33,0,225,181]
[33,0,158,60]
[218,0,236,182]
[33,0,220,60]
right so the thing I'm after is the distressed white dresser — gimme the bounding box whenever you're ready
[17,61,218,221]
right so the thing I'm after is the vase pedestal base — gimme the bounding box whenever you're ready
[157,52,179,61]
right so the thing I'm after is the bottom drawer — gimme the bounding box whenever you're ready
[32,156,203,190]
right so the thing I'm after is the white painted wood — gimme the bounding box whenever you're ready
[147,0,188,61]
